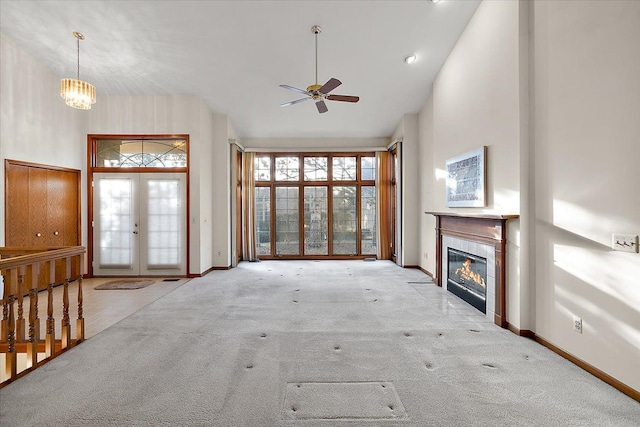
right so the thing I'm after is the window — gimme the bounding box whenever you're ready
[95,139,187,168]
[361,157,375,180]
[304,156,328,181]
[253,152,376,258]
[332,156,357,181]
[255,187,271,255]
[255,156,271,181]
[275,156,299,181]
[275,187,300,255]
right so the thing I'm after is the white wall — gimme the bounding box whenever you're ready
[418,0,640,392]
[211,113,232,268]
[426,0,523,326]
[0,34,86,245]
[0,33,226,276]
[228,119,240,268]
[243,137,387,152]
[418,96,436,276]
[392,115,420,267]
[531,0,640,391]
[85,94,216,275]
[198,102,215,271]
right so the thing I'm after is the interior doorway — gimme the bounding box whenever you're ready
[92,172,187,276]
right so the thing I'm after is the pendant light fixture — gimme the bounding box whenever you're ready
[60,31,96,110]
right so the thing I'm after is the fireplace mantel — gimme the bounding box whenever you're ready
[426,211,518,328]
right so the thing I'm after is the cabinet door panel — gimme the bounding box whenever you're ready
[47,169,66,246]
[29,167,48,246]
[5,164,30,246]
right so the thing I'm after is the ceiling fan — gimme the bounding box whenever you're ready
[280,25,360,114]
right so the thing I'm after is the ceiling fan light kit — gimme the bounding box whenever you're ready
[280,25,359,114]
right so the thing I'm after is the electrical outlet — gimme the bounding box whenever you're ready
[612,234,639,253]
[573,316,582,334]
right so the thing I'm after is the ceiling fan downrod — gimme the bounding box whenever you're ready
[312,25,321,86]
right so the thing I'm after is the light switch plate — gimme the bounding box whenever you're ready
[612,234,639,253]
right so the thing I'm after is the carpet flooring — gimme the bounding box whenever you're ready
[1,260,638,426]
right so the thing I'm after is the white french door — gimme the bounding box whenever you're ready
[93,173,187,276]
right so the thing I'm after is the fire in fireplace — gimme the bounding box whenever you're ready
[447,248,488,313]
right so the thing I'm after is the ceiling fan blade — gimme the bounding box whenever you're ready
[315,100,328,114]
[279,84,310,95]
[326,94,360,103]
[318,78,342,94]
[281,97,311,107]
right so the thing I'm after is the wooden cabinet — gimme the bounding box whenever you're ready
[5,160,81,290]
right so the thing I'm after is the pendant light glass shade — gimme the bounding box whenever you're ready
[60,78,96,110]
[60,32,96,110]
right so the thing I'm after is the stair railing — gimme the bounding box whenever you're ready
[0,246,85,387]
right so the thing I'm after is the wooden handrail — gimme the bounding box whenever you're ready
[1,246,86,387]
[0,247,86,269]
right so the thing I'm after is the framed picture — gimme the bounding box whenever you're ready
[445,146,487,207]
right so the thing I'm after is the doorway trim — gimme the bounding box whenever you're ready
[87,134,190,277]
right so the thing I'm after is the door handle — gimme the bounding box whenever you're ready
[36,232,42,237]
[53,231,60,236]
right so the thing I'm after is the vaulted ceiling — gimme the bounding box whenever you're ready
[0,0,480,138]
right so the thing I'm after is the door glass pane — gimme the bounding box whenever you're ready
[147,179,181,268]
[304,187,328,255]
[255,187,271,255]
[304,157,328,181]
[332,157,356,181]
[332,186,357,254]
[275,186,299,255]
[361,186,376,254]
[275,156,299,181]
[98,179,133,268]
[361,156,376,181]
[255,156,271,181]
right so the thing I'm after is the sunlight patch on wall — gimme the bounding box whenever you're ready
[553,199,633,247]
[554,244,640,308]
[555,278,640,352]
[435,168,448,181]
[617,322,640,352]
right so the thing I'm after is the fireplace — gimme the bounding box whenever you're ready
[426,212,518,328]
[447,248,487,314]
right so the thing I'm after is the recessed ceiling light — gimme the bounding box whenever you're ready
[404,54,417,64]
[430,0,442,3]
